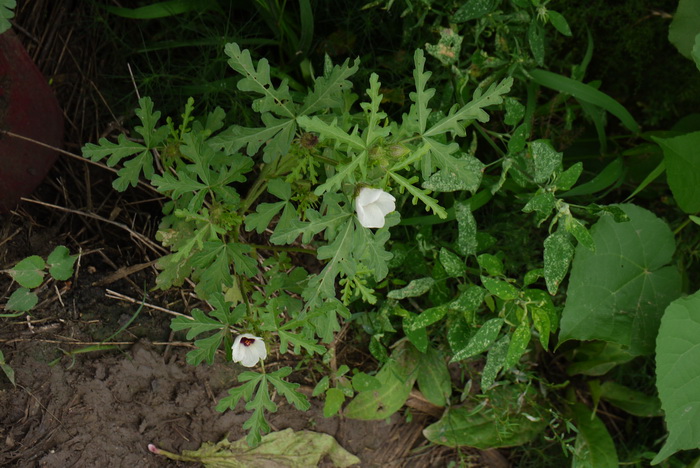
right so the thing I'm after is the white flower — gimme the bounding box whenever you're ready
[231,334,267,367]
[355,187,396,229]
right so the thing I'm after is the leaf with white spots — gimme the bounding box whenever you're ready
[481,335,509,388]
[451,318,504,362]
[388,277,435,299]
[544,230,574,295]
[455,201,478,256]
[481,276,519,301]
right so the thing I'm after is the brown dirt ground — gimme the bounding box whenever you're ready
[1,2,512,467]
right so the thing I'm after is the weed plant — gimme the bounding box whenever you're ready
[4,0,700,465]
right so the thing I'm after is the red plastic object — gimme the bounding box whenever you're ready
[0,30,64,213]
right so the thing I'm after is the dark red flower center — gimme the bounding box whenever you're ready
[241,337,255,347]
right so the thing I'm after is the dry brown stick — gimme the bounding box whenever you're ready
[0,338,193,347]
[104,289,189,319]
[0,129,160,194]
[92,260,158,286]
[19,197,166,257]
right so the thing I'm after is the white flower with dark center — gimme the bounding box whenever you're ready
[231,334,267,367]
[355,187,396,229]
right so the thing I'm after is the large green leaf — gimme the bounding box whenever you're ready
[416,346,451,407]
[653,290,700,464]
[653,132,700,213]
[571,403,619,467]
[344,343,417,420]
[559,204,681,356]
[423,384,546,448]
[669,0,700,59]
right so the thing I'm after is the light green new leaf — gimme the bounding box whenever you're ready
[9,255,45,288]
[571,403,619,468]
[559,204,681,356]
[653,290,700,463]
[323,387,345,418]
[424,384,546,448]
[47,246,77,281]
[5,288,38,312]
[344,344,417,420]
[543,230,574,295]
[653,132,700,213]
[152,428,359,468]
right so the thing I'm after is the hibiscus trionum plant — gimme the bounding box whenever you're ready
[82,42,576,446]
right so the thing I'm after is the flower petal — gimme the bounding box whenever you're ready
[356,187,384,205]
[374,193,396,215]
[358,203,386,228]
[231,334,266,367]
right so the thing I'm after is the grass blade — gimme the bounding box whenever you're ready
[530,69,640,134]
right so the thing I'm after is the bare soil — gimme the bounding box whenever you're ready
[0,251,460,467]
